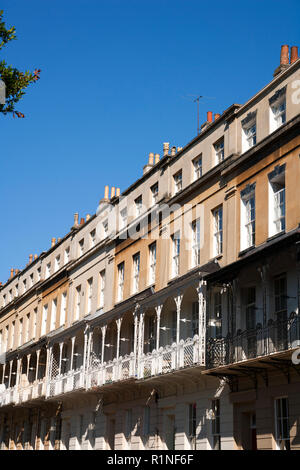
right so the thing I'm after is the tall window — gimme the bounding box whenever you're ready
[18,318,23,346]
[99,270,106,308]
[241,186,255,250]
[11,321,15,349]
[33,308,38,339]
[60,292,67,326]
[214,139,224,164]
[135,196,143,217]
[64,247,70,265]
[193,156,202,181]
[269,167,285,236]
[41,305,48,336]
[149,243,156,284]
[55,255,61,272]
[213,207,223,256]
[37,267,41,281]
[211,399,221,450]
[120,208,127,230]
[78,239,84,257]
[210,292,222,338]
[23,279,27,293]
[132,253,140,294]
[117,263,124,302]
[188,403,197,449]
[171,233,180,277]
[87,278,93,314]
[173,171,182,195]
[192,219,200,267]
[51,299,57,331]
[0,330,2,354]
[275,397,290,450]
[151,183,159,205]
[242,118,257,152]
[102,220,109,238]
[15,284,19,297]
[45,263,51,279]
[75,286,81,321]
[90,230,96,248]
[270,89,286,133]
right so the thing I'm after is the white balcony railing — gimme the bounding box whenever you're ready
[0,335,204,405]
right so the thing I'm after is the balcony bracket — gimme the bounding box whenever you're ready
[259,359,290,384]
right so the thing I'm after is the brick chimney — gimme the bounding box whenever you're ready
[207,111,213,123]
[274,45,290,77]
[291,46,299,64]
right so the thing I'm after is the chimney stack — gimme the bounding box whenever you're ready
[214,113,221,121]
[171,146,176,156]
[104,185,109,200]
[207,111,213,123]
[29,254,33,263]
[280,45,290,65]
[10,268,14,279]
[148,153,154,165]
[291,46,299,64]
[116,188,121,197]
[51,238,56,248]
[110,187,116,199]
[74,213,79,227]
[163,143,170,156]
[274,45,290,77]
[154,153,160,164]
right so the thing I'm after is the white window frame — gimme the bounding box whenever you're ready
[240,186,256,251]
[214,139,224,164]
[242,120,257,152]
[149,243,156,285]
[151,183,159,206]
[117,263,124,302]
[87,278,93,314]
[132,253,140,294]
[173,171,182,195]
[193,155,202,181]
[191,219,200,267]
[213,207,223,256]
[99,270,106,308]
[135,196,143,218]
[274,397,290,450]
[171,233,180,278]
[270,89,286,133]
[60,292,67,326]
[51,299,57,331]
[41,305,48,336]
[75,286,81,321]
[268,167,286,237]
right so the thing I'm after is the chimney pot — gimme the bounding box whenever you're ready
[29,254,33,263]
[177,147,182,152]
[86,214,91,222]
[104,185,109,200]
[207,111,213,123]
[51,238,56,248]
[291,46,299,64]
[111,187,116,199]
[80,218,85,225]
[280,45,289,65]
[171,146,176,156]
[154,153,160,164]
[74,213,79,227]
[10,268,14,279]
[116,188,121,197]
[214,113,221,121]
[34,255,38,260]
[148,153,154,165]
[163,143,170,156]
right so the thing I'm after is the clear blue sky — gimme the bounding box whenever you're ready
[1,0,299,283]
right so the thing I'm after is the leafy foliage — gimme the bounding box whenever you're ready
[0,10,40,118]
